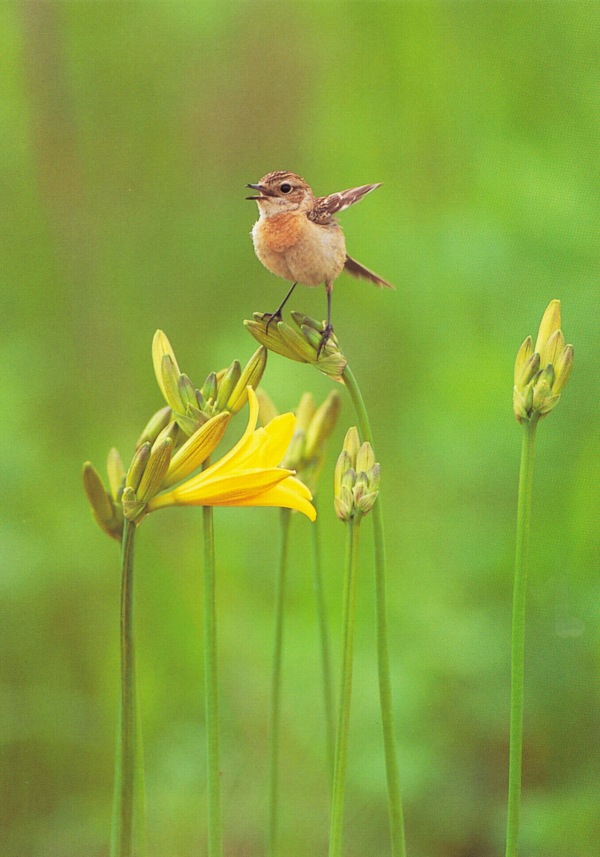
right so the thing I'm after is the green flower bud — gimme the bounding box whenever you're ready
[83,462,123,541]
[245,312,347,382]
[202,372,218,407]
[227,346,268,414]
[136,437,173,504]
[513,300,574,423]
[121,486,146,524]
[334,429,380,521]
[106,447,125,502]
[126,442,151,492]
[304,390,341,460]
[215,360,242,412]
[552,344,574,395]
[136,406,172,449]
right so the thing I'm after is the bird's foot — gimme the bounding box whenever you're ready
[317,324,334,358]
[263,310,283,333]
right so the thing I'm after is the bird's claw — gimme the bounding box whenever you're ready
[317,324,334,358]
[263,311,282,333]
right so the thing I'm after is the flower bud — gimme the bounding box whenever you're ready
[136,406,172,449]
[126,442,151,492]
[83,461,123,541]
[227,346,268,414]
[245,312,347,382]
[106,447,125,502]
[215,360,242,412]
[334,429,380,521]
[136,437,173,503]
[304,390,341,460]
[513,300,574,423]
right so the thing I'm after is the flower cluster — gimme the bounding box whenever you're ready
[513,299,574,424]
[334,427,381,522]
[84,334,316,537]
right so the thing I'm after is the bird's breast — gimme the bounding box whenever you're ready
[251,213,346,286]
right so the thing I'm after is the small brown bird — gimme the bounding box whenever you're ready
[247,170,393,353]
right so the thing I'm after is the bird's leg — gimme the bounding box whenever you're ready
[264,282,297,332]
[317,283,334,358]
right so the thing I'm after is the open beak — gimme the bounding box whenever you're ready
[245,183,276,200]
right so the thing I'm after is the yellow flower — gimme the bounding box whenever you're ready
[146,388,316,521]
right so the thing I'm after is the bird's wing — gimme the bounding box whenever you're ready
[344,254,394,289]
[307,183,382,224]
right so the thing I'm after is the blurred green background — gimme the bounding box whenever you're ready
[2,2,599,855]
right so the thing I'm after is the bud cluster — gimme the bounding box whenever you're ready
[153,330,267,435]
[84,332,268,537]
[513,300,574,424]
[245,311,347,382]
[280,390,341,493]
[334,427,380,522]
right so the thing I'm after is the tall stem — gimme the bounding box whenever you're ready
[203,501,223,857]
[329,520,361,857]
[311,504,336,776]
[268,508,291,857]
[111,519,146,857]
[343,365,407,857]
[505,418,538,857]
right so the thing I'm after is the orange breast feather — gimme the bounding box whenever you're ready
[259,212,305,254]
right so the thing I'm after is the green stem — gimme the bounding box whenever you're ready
[505,418,539,857]
[268,508,291,857]
[329,520,361,857]
[311,503,336,776]
[343,364,407,857]
[203,502,223,857]
[111,519,146,857]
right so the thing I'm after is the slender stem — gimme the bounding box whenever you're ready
[329,520,361,857]
[311,503,336,776]
[111,519,146,857]
[505,418,538,857]
[203,501,223,857]
[343,364,407,857]
[268,508,292,857]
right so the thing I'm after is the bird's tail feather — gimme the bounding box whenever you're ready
[344,254,394,289]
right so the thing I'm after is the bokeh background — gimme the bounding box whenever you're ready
[2,2,599,855]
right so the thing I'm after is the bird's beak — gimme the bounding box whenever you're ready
[245,183,276,200]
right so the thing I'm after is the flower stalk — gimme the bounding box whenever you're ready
[202,484,223,857]
[267,508,292,857]
[110,518,147,857]
[505,417,538,857]
[311,506,336,775]
[328,518,361,857]
[506,300,573,856]
[342,366,406,857]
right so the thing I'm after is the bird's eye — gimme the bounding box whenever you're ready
[280,183,292,193]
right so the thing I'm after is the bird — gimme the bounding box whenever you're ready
[246,170,393,354]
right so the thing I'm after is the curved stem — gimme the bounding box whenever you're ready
[111,519,146,857]
[203,501,223,857]
[268,508,292,857]
[311,503,336,777]
[329,520,361,857]
[505,418,538,857]
[343,364,407,857]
